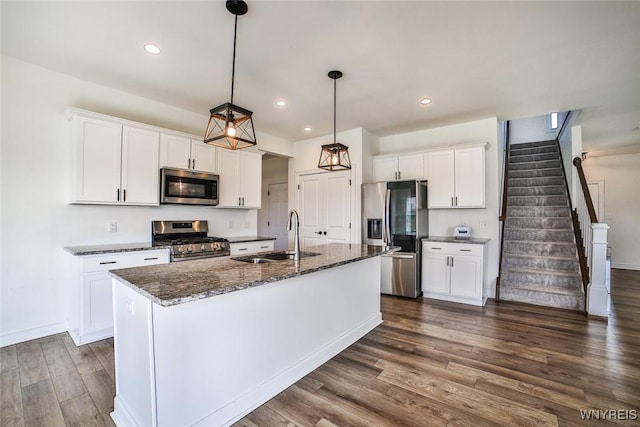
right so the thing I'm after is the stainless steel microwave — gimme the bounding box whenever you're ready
[160,168,219,206]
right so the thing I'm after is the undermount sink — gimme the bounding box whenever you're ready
[232,251,320,264]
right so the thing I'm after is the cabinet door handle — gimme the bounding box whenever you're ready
[260,246,269,249]
[188,159,191,169]
[455,196,458,206]
[123,189,126,202]
[460,249,471,252]
[451,197,454,206]
[116,188,120,201]
[431,247,442,250]
[238,197,241,206]
[144,257,159,261]
[323,231,327,235]
[242,197,245,206]
[192,159,196,170]
[314,231,322,235]
[451,257,454,267]
[398,171,401,180]
[99,261,117,265]
[446,256,449,267]
[238,248,248,251]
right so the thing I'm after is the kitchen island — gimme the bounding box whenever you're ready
[108,243,393,427]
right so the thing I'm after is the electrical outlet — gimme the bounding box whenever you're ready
[479,221,487,229]
[108,220,118,232]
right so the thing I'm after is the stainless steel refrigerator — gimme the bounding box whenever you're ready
[362,180,428,298]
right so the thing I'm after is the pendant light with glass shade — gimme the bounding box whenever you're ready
[318,70,351,171]
[204,0,257,150]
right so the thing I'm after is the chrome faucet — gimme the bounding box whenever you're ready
[287,209,301,261]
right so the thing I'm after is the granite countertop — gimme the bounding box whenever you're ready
[422,236,490,245]
[64,242,170,256]
[226,236,277,243]
[109,243,396,307]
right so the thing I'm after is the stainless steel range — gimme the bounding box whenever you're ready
[152,220,230,262]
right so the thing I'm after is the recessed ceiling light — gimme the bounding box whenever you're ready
[143,44,161,54]
[275,99,287,108]
[419,97,432,105]
[303,127,312,132]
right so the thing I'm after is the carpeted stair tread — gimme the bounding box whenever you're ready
[509,169,563,178]
[506,206,571,217]
[508,186,566,196]
[508,177,565,187]
[500,286,585,311]
[509,146,558,156]
[500,282,582,296]
[510,140,557,149]
[503,228,575,242]
[502,266,581,278]
[502,253,579,273]
[507,195,568,206]
[510,154,559,164]
[508,160,562,171]
[504,252,578,262]
[505,217,573,229]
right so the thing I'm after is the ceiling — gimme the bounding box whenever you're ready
[2,1,640,151]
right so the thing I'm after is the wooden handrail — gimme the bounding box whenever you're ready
[499,121,511,221]
[496,121,511,301]
[573,157,598,223]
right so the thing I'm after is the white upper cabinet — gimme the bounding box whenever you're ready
[373,153,424,182]
[427,145,485,208]
[73,116,122,203]
[160,134,217,173]
[71,114,159,205]
[217,150,262,208]
[121,126,160,205]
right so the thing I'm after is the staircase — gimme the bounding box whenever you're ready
[500,140,585,311]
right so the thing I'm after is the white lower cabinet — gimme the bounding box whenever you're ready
[68,249,169,345]
[421,240,487,306]
[230,240,274,256]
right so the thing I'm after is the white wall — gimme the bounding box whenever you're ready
[510,112,568,145]
[0,55,292,344]
[583,153,640,270]
[379,118,500,297]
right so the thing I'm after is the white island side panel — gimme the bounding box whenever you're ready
[112,256,381,427]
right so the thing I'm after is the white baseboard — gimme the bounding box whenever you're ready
[0,321,68,347]
[611,263,640,271]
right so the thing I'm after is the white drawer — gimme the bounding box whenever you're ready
[422,241,483,257]
[230,240,274,256]
[81,249,170,272]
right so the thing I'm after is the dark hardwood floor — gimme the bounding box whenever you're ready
[2,269,639,426]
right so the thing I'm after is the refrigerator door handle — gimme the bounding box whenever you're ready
[384,188,391,244]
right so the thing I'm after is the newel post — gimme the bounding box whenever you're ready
[587,223,610,318]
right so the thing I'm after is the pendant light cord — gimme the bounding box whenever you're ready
[333,77,337,144]
[230,14,238,105]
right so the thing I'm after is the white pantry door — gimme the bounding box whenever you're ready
[267,182,289,251]
[299,171,351,249]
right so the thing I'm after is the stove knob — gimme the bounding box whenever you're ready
[177,247,184,253]
[213,243,220,250]
[187,245,194,253]
[200,244,208,251]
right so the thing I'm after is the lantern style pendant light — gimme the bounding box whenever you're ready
[204,0,257,150]
[318,70,351,171]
